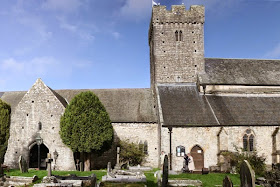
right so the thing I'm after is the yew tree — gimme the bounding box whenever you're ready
[60,91,113,171]
[0,99,11,164]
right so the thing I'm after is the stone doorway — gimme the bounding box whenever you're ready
[190,145,204,170]
[29,144,49,169]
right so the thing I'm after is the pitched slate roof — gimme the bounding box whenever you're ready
[158,84,280,127]
[158,84,219,127]
[56,89,157,123]
[1,88,157,123]
[207,95,280,126]
[199,58,280,86]
[0,91,26,112]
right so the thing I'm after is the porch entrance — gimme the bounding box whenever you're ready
[29,144,49,169]
[190,145,204,170]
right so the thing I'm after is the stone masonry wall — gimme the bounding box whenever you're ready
[149,5,205,85]
[113,123,159,168]
[4,79,75,171]
[161,126,278,171]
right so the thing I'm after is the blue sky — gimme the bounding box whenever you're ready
[1,0,280,91]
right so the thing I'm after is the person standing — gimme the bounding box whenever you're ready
[187,153,195,173]
[183,154,189,172]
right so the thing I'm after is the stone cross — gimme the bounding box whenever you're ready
[162,155,169,187]
[18,155,28,173]
[223,175,233,187]
[240,160,255,187]
[45,153,53,177]
[115,147,121,170]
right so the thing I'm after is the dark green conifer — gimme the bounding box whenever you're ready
[60,91,113,170]
[0,99,11,164]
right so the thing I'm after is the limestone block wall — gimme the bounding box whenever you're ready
[113,123,159,168]
[161,126,278,171]
[149,5,205,85]
[4,79,75,171]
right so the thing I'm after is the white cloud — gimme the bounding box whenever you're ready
[57,17,95,41]
[1,58,24,72]
[120,0,151,21]
[264,43,280,59]
[41,0,82,12]
[0,57,70,78]
[112,32,121,40]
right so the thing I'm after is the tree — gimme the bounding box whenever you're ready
[0,99,11,164]
[60,91,113,171]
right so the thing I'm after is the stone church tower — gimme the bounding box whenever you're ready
[149,5,205,86]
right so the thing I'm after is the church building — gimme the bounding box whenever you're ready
[2,4,280,171]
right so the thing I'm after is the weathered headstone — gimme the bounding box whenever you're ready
[223,175,233,187]
[18,155,28,173]
[162,155,168,187]
[45,153,53,177]
[115,147,121,170]
[240,160,255,187]
[107,162,111,173]
[79,162,84,172]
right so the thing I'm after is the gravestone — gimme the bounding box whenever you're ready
[45,153,53,177]
[107,162,111,173]
[240,160,255,187]
[18,155,28,173]
[106,162,116,178]
[162,155,168,187]
[223,175,233,187]
[115,147,121,170]
[79,162,84,172]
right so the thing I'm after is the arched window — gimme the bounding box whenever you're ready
[249,134,254,152]
[144,141,148,155]
[38,122,42,131]
[175,30,178,41]
[243,129,255,152]
[179,30,183,41]
[243,134,248,151]
[139,140,143,151]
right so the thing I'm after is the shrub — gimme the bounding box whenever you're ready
[119,140,146,166]
[221,146,266,176]
[0,99,11,164]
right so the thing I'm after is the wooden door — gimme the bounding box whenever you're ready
[191,145,204,170]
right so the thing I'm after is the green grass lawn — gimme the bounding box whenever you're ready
[4,169,255,187]
[169,173,240,187]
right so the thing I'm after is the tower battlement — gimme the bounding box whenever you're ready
[151,5,204,24]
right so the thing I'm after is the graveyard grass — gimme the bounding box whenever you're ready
[169,173,240,187]
[4,169,262,186]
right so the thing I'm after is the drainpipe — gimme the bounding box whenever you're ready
[168,127,173,170]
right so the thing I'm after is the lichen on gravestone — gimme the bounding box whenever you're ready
[18,155,28,173]
[240,160,255,187]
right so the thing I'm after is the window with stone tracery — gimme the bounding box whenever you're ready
[243,129,255,152]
